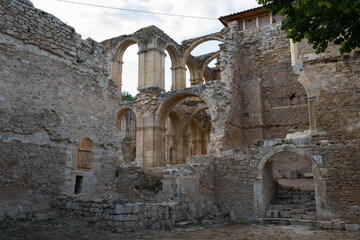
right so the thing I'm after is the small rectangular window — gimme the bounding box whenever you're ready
[74,175,83,194]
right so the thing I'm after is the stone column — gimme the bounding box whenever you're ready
[135,116,166,169]
[171,66,187,90]
[134,88,166,169]
[138,40,166,90]
[308,96,318,135]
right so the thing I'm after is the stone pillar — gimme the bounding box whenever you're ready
[171,66,186,90]
[138,41,166,90]
[135,118,145,167]
[220,20,238,84]
[308,96,318,135]
[135,116,166,169]
[134,88,167,169]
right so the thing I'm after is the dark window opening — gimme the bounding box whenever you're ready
[74,175,83,194]
[290,93,296,100]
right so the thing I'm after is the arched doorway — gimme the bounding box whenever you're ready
[255,146,327,221]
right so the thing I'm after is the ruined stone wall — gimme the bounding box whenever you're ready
[271,151,312,179]
[0,0,110,72]
[316,141,360,223]
[212,153,258,221]
[0,142,66,217]
[230,24,309,146]
[0,0,123,217]
[54,196,188,232]
[295,40,360,224]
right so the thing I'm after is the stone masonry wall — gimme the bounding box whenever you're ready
[54,196,190,232]
[0,0,124,217]
[0,0,110,74]
[0,142,66,217]
[212,150,261,221]
[295,41,360,224]
[230,24,309,146]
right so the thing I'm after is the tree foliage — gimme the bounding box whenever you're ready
[258,0,360,53]
[122,91,136,101]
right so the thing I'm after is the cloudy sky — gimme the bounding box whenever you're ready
[31,0,260,94]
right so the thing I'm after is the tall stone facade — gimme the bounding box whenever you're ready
[1,0,360,232]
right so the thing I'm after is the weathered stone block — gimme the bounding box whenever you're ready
[345,224,360,231]
[266,210,279,218]
[115,204,132,214]
[279,211,291,218]
[123,221,136,228]
[302,214,315,220]
[291,208,305,214]
[290,214,302,219]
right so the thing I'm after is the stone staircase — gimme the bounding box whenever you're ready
[265,185,316,222]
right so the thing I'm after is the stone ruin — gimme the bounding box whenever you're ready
[1,0,360,233]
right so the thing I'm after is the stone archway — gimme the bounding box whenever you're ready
[155,90,213,167]
[165,43,185,90]
[200,53,220,81]
[186,58,202,86]
[181,33,223,66]
[254,145,327,221]
[110,37,140,96]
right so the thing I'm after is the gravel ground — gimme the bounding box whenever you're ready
[1,218,360,240]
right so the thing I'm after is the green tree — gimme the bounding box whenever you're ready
[122,91,136,101]
[257,0,360,53]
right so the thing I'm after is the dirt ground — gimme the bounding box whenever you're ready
[1,219,360,240]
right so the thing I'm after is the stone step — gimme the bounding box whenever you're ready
[268,204,306,210]
[279,211,291,218]
[275,193,314,199]
[272,199,312,205]
[291,208,305,214]
[260,217,314,227]
[302,214,316,220]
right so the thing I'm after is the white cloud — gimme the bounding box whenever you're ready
[32,0,259,42]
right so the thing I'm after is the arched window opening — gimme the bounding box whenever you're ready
[189,40,221,57]
[122,44,139,97]
[185,65,191,88]
[186,109,211,157]
[186,60,196,87]
[165,45,182,91]
[157,93,212,166]
[202,57,220,83]
[185,40,222,87]
[165,56,172,92]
